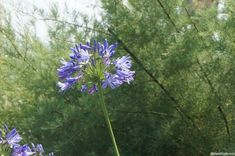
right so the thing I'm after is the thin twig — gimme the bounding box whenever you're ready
[0,29,37,71]
[114,110,176,118]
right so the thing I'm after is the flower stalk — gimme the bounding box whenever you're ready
[97,83,120,156]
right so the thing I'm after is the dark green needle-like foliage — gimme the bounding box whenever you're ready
[1,0,235,155]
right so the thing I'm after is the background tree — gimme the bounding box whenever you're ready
[0,0,235,155]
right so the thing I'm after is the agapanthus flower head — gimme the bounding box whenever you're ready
[0,125,54,156]
[57,39,135,93]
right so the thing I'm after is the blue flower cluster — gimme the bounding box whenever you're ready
[57,39,135,93]
[0,125,54,156]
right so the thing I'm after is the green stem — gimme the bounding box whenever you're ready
[97,83,120,156]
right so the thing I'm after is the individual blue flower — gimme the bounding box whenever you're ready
[98,39,117,65]
[36,144,44,154]
[57,72,83,92]
[57,82,71,91]
[114,56,132,70]
[57,60,79,79]
[116,69,135,84]
[6,128,22,148]
[57,39,135,93]
[11,144,34,156]
[102,73,122,89]
[89,84,98,94]
[70,44,91,64]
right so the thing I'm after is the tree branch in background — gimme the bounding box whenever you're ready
[156,0,180,33]
[185,7,230,137]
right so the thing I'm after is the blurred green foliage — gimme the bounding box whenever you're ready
[1,0,235,155]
